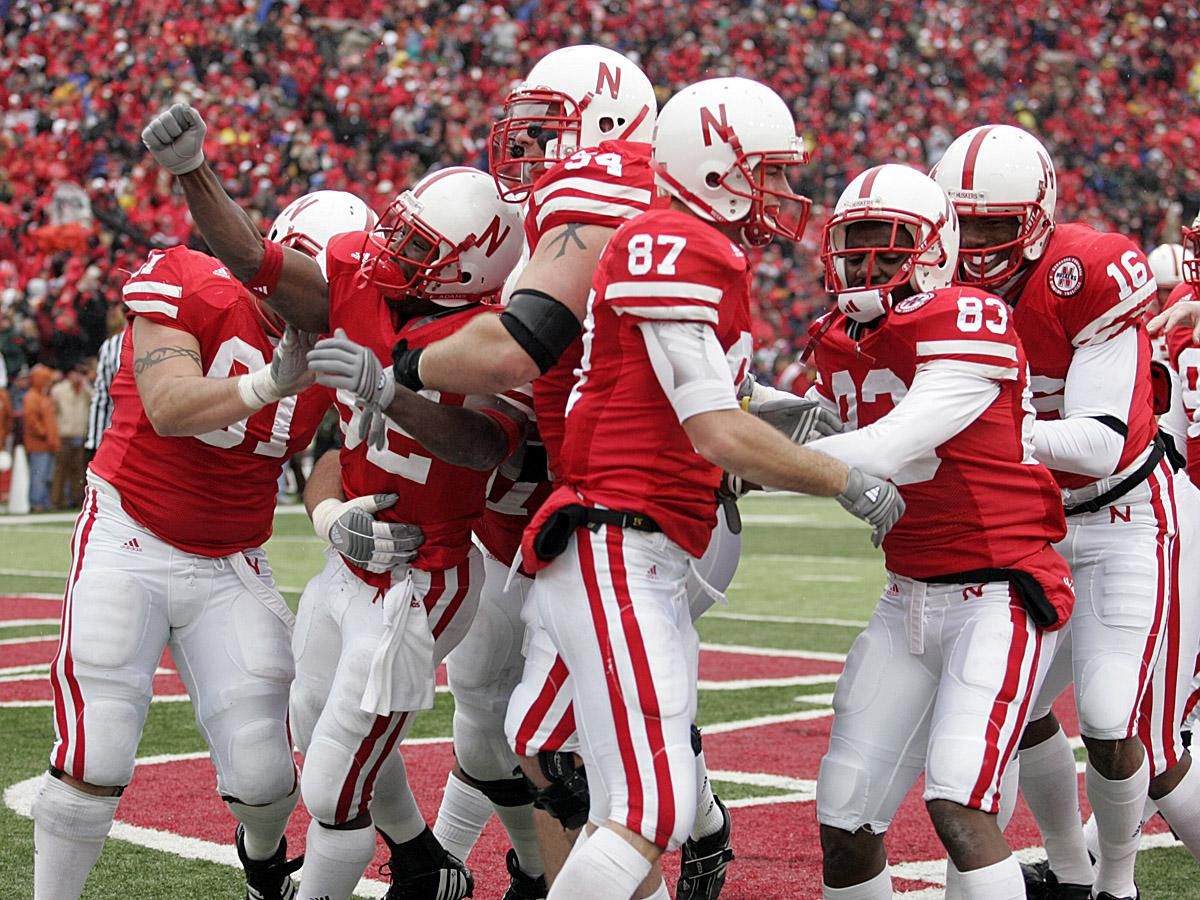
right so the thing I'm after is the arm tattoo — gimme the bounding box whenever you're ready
[134,346,202,376]
[551,222,587,258]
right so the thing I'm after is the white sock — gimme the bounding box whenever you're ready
[371,753,427,845]
[1088,753,1148,897]
[641,876,669,899]
[493,800,544,876]
[691,751,724,841]
[1152,758,1200,857]
[547,827,652,900]
[433,772,494,862]
[1018,728,1093,883]
[30,774,119,900]
[299,820,377,900]
[956,855,1024,899]
[1086,796,1158,868]
[227,787,299,860]
[822,866,891,899]
[997,755,1019,832]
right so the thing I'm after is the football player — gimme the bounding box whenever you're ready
[1146,243,1186,362]
[933,125,1184,900]
[807,163,1073,899]
[28,192,370,900]
[142,108,527,900]
[526,76,902,900]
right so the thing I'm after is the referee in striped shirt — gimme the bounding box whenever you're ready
[84,303,126,464]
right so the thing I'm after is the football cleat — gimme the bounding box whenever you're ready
[235,825,303,900]
[501,848,547,900]
[1020,859,1091,900]
[381,850,474,900]
[677,795,735,900]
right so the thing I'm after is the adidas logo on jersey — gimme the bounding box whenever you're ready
[122,537,143,553]
[213,266,230,279]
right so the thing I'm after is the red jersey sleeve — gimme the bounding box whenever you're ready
[524,140,655,252]
[121,247,236,339]
[891,288,1022,381]
[596,210,747,326]
[1060,231,1156,347]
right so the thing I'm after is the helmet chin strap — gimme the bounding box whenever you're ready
[836,288,890,323]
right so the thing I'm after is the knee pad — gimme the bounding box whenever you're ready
[217,718,297,806]
[815,738,876,832]
[300,741,350,826]
[1077,656,1142,738]
[453,704,518,783]
[458,765,535,808]
[77,698,143,787]
[530,751,590,829]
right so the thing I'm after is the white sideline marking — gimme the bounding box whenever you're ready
[702,709,834,734]
[0,694,191,709]
[739,514,864,528]
[699,642,847,662]
[0,634,57,647]
[699,674,838,691]
[0,567,68,579]
[0,593,62,600]
[705,610,868,627]
[0,665,174,682]
[0,618,59,628]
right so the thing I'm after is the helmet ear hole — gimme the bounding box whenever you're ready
[598,116,615,133]
[705,171,722,189]
[460,271,473,284]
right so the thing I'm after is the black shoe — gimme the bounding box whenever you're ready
[381,854,473,900]
[501,848,547,900]
[235,825,303,900]
[1020,859,1092,900]
[677,795,734,900]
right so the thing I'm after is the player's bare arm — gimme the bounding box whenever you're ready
[308,329,523,471]
[133,317,310,436]
[403,223,614,394]
[142,104,331,332]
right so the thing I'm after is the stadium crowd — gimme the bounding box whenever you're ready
[1,0,1199,388]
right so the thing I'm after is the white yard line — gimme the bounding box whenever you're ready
[704,610,868,627]
[698,674,838,691]
[698,642,847,662]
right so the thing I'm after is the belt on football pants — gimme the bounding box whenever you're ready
[1064,434,1166,518]
[532,503,661,562]
[917,567,1058,629]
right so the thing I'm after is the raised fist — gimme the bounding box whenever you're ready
[142,103,208,175]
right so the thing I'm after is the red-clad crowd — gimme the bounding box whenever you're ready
[1,0,1198,383]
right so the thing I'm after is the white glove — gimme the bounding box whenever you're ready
[837,468,906,547]
[141,103,208,175]
[312,494,425,573]
[739,374,842,443]
[308,328,396,411]
[237,326,317,410]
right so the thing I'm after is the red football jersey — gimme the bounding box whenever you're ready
[91,247,331,556]
[545,208,753,558]
[1009,222,1157,490]
[523,140,657,471]
[324,232,522,586]
[813,287,1066,578]
[1165,283,1200,486]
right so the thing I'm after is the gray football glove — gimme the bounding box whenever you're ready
[238,325,317,409]
[308,329,397,411]
[837,468,906,547]
[313,493,424,573]
[142,103,208,175]
[738,374,842,443]
[356,402,390,451]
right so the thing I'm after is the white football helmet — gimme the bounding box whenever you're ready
[930,124,1056,287]
[651,77,811,247]
[822,164,960,322]
[1148,243,1185,290]
[268,190,376,258]
[489,44,657,200]
[1183,214,1200,289]
[359,167,523,306]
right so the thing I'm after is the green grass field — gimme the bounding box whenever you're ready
[1,494,1196,897]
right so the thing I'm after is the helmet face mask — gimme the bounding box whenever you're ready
[1184,219,1200,289]
[716,141,812,247]
[955,206,1046,287]
[488,89,581,201]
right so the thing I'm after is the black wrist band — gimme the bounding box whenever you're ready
[392,341,425,391]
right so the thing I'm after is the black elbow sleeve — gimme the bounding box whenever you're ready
[499,289,583,375]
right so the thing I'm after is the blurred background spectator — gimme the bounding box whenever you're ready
[50,358,93,509]
[23,364,60,513]
[1,0,1197,387]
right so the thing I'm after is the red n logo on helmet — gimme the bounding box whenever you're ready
[469,216,512,257]
[596,63,622,100]
[700,104,729,148]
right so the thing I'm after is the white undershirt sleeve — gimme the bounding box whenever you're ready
[807,360,1000,481]
[1031,328,1136,477]
[637,320,739,424]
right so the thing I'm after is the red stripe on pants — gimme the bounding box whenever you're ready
[1128,465,1174,737]
[578,529,646,837]
[335,714,394,823]
[968,594,1031,810]
[606,527,675,848]
[514,656,570,757]
[356,712,409,819]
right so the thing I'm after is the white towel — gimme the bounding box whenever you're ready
[360,572,437,714]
